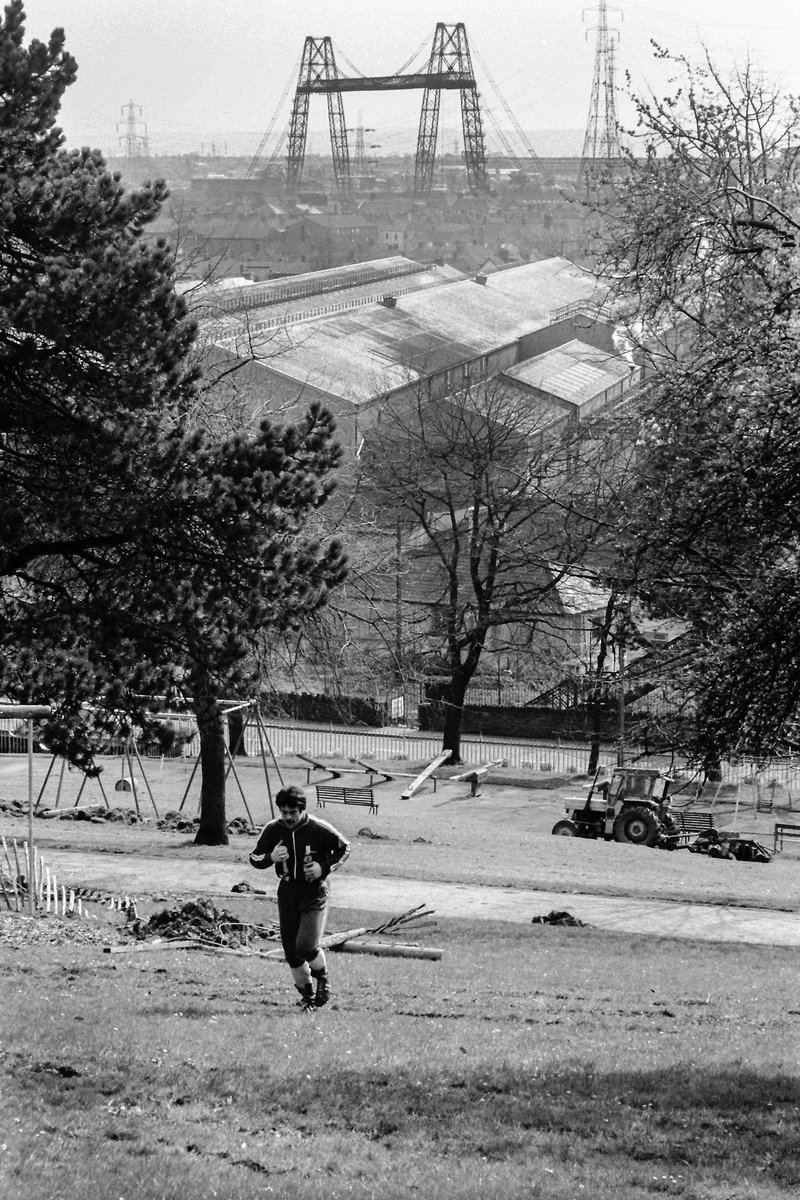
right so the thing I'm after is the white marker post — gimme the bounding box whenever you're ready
[0,705,53,916]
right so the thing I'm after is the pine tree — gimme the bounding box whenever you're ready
[0,4,346,842]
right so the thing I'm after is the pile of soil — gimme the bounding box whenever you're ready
[156,811,257,836]
[50,806,145,824]
[128,897,279,948]
[0,799,148,824]
[531,909,588,927]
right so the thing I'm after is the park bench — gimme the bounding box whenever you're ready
[673,809,716,845]
[315,784,379,815]
[773,822,800,853]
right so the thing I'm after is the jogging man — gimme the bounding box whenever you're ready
[249,785,350,1010]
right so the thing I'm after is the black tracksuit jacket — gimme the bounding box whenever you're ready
[249,812,350,885]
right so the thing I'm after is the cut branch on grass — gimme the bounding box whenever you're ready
[102,906,440,959]
[333,940,442,960]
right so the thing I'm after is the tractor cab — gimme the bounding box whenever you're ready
[605,767,673,806]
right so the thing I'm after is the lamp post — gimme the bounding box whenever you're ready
[617,635,626,766]
[613,605,630,768]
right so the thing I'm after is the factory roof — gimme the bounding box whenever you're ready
[205,257,611,410]
[397,275,549,351]
[505,340,632,408]
[199,257,464,348]
[485,258,606,323]
[196,255,433,308]
[244,304,477,405]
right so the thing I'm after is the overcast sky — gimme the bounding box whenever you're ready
[22,0,800,158]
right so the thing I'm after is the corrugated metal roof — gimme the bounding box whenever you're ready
[506,340,631,407]
[209,259,611,409]
[251,307,435,404]
[399,276,544,350]
[197,256,428,303]
[486,258,603,321]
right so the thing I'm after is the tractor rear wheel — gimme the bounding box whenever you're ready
[612,806,660,847]
[552,819,579,836]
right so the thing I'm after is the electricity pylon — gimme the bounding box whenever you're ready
[117,100,150,161]
[578,1,623,188]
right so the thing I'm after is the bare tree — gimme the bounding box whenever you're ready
[335,376,625,763]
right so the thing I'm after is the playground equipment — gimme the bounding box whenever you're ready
[296,752,394,786]
[448,759,502,797]
[400,751,450,799]
[177,701,284,824]
[35,730,161,818]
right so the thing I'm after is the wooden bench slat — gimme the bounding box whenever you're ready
[671,810,716,845]
[674,810,716,833]
[774,822,800,852]
[315,784,379,815]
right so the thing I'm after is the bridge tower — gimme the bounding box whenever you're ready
[414,23,487,195]
[287,37,350,194]
[285,24,488,197]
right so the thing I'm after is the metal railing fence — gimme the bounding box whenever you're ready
[250,720,617,775]
[241,720,800,790]
[3,716,800,792]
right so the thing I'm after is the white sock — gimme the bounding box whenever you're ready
[291,963,312,989]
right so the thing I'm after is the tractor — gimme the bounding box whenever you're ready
[552,765,680,850]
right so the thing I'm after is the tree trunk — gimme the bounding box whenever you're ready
[704,752,723,783]
[587,734,601,777]
[441,676,469,766]
[194,693,229,846]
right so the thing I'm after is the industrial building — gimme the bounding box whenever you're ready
[195,253,641,717]
[200,254,638,454]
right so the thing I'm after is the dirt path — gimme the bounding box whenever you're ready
[37,846,800,949]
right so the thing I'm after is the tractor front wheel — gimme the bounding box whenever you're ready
[613,806,660,847]
[552,819,579,837]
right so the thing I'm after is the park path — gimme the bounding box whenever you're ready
[37,847,800,949]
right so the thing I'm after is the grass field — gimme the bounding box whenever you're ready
[2,750,798,908]
[2,750,800,1198]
